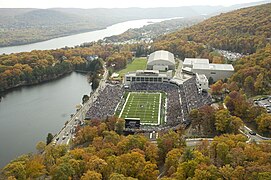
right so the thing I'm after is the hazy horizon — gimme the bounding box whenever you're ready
[0,0,267,9]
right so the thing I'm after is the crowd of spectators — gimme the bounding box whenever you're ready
[85,76,212,128]
[130,82,183,126]
[85,84,124,120]
[182,77,212,113]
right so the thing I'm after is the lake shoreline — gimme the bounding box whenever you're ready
[0,72,92,167]
[0,70,74,96]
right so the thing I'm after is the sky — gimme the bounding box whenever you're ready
[0,0,265,8]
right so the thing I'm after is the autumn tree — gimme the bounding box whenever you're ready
[36,141,46,153]
[109,173,137,180]
[210,80,224,98]
[189,105,216,135]
[157,130,186,162]
[43,144,68,171]
[256,113,271,135]
[174,150,209,179]
[164,148,183,176]
[114,152,158,179]
[50,162,75,180]
[25,155,46,178]
[115,118,125,135]
[73,126,98,145]
[215,109,243,134]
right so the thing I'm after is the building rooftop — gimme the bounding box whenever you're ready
[193,63,234,71]
[209,63,234,71]
[148,50,175,65]
[183,58,209,66]
[193,63,210,70]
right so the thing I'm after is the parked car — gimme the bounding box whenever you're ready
[249,131,256,135]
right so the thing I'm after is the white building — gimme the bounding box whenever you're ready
[124,70,173,86]
[182,58,234,81]
[183,58,209,68]
[147,50,175,71]
[196,73,208,92]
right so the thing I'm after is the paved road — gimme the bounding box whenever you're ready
[185,125,271,147]
[241,125,271,142]
[186,138,214,147]
[52,64,108,145]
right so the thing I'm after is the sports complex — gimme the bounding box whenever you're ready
[86,50,213,130]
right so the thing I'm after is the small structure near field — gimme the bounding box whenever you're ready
[125,118,141,129]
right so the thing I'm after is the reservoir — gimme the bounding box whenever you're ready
[0,18,173,167]
[0,72,91,167]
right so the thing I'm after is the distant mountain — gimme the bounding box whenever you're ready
[53,6,217,20]
[0,8,35,16]
[0,9,102,47]
[0,1,270,47]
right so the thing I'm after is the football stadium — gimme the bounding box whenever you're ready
[86,51,212,128]
[118,92,166,125]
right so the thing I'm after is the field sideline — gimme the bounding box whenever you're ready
[119,92,162,125]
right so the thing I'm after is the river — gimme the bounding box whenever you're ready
[0,18,176,54]
[0,18,174,168]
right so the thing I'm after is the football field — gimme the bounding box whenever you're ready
[119,92,161,125]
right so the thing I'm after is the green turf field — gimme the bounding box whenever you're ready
[117,58,147,78]
[119,92,161,125]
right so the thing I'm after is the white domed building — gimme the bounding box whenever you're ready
[147,50,175,71]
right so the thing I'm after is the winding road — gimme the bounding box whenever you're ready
[52,63,108,145]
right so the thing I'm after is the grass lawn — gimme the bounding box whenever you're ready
[119,92,161,125]
[117,57,147,78]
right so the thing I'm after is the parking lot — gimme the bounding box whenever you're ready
[254,96,271,113]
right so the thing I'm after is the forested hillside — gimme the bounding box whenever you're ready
[230,44,271,95]
[105,17,204,43]
[0,42,134,92]
[157,3,271,54]
[0,9,103,47]
[152,3,271,96]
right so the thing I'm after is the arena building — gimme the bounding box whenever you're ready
[147,50,176,71]
[182,58,234,81]
[124,70,173,86]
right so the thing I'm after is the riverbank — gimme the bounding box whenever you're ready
[0,26,107,48]
[0,18,176,54]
